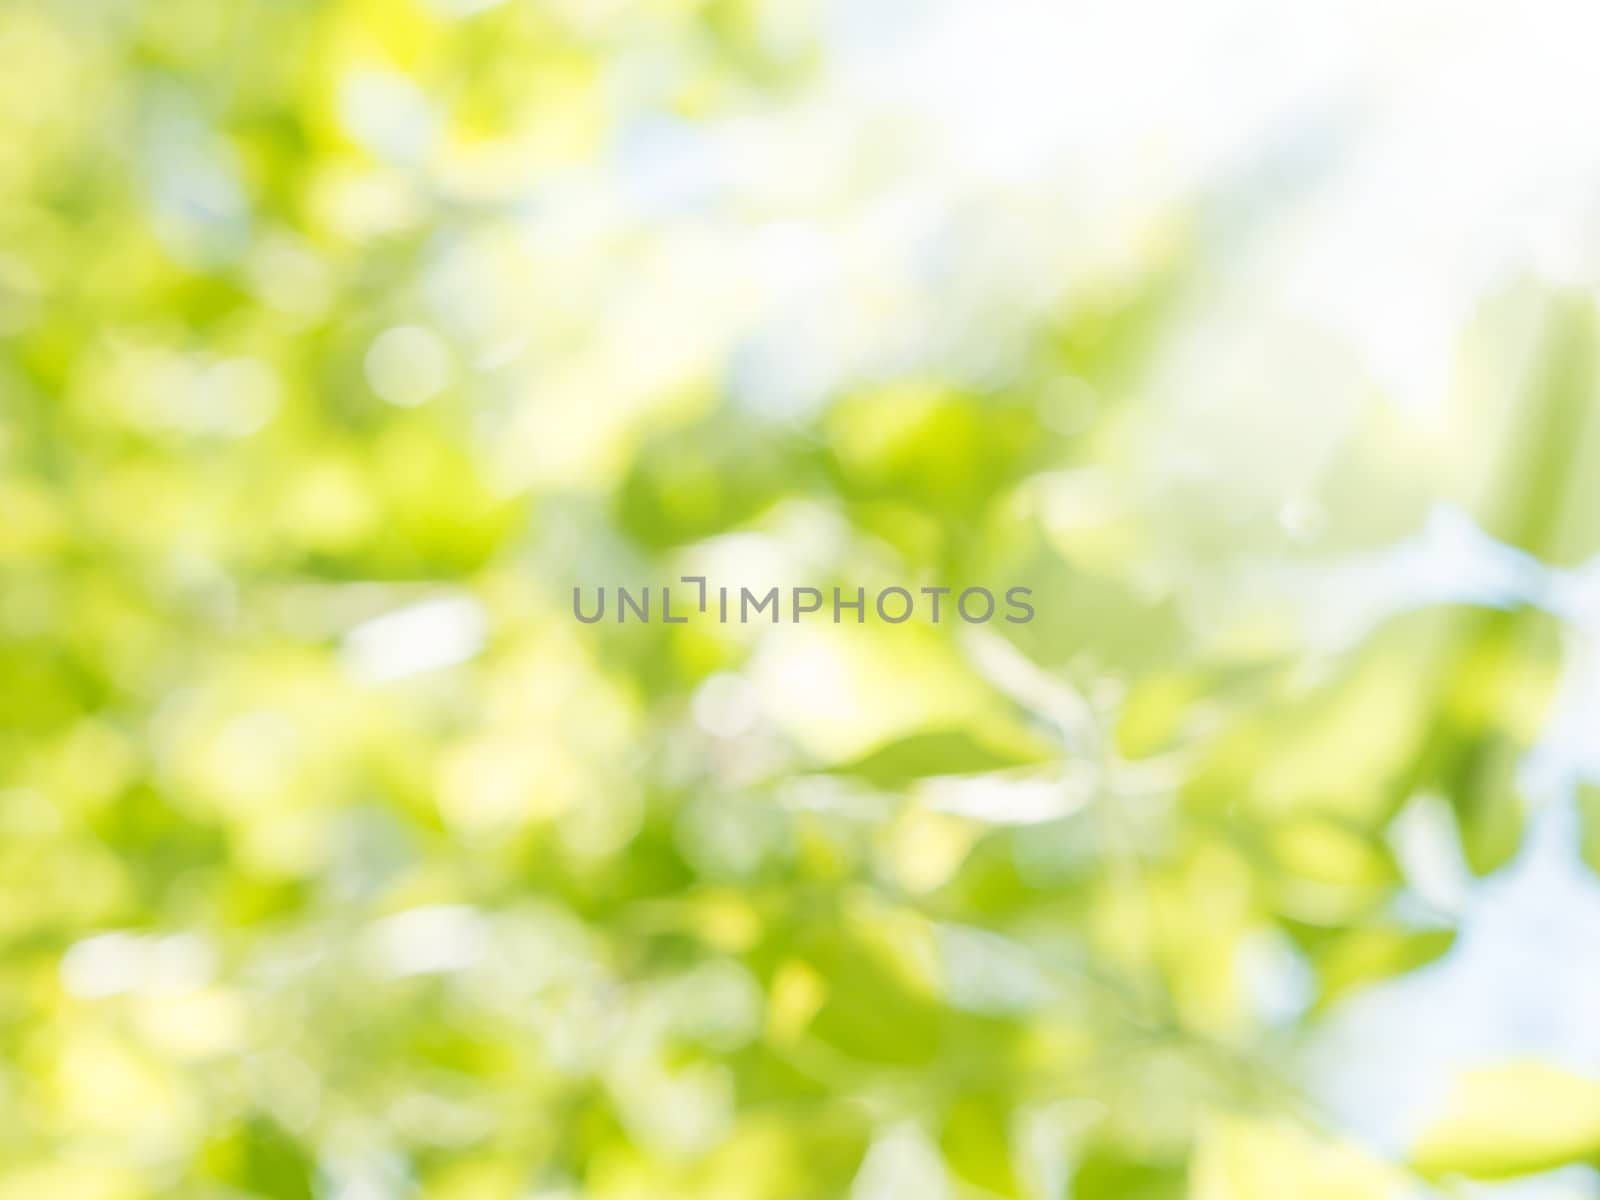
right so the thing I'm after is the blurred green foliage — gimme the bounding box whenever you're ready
[4,2,1600,1199]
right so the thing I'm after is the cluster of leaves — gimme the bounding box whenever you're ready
[4,2,1600,1199]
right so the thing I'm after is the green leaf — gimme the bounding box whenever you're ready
[832,730,1048,788]
[1411,1062,1600,1180]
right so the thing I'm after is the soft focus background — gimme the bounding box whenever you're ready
[7,0,1600,1197]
